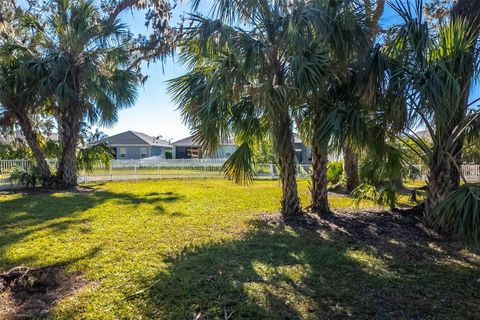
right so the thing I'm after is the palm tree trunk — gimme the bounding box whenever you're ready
[15,112,53,185]
[274,115,302,219]
[311,140,330,214]
[57,110,82,187]
[426,151,456,218]
[344,146,359,193]
[310,114,330,213]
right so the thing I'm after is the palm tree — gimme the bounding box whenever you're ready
[447,0,480,189]
[342,0,385,193]
[32,0,139,186]
[169,1,330,219]
[362,1,480,217]
[0,44,53,184]
[305,0,373,212]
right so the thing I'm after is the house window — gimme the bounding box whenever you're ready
[140,147,148,158]
[119,147,127,158]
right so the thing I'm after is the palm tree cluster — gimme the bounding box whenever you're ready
[168,0,380,218]
[0,0,175,187]
[169,0,480,239]
[1,0,479,240]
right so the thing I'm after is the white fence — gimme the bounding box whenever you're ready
[1,159,480,190]
[412,164,480,182]
[0,159,314,189]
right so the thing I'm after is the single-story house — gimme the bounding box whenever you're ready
[172,136,237,159]
[89,131,172,160]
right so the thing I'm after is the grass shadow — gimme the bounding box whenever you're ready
[131,216,480,319]
[0,189,185,269]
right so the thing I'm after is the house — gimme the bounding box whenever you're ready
[172,134,315,163]
[293,133,312,164]
[89,131,172,160]
[0,130,59,145]
[172,136,237,159]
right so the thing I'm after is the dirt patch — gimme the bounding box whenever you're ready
[261,208,436,239]
[0,265,87,318]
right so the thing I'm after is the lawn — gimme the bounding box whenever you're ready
[0,179,479,319]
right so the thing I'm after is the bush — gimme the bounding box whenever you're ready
[327,161,343,186]
[165,151,172,159]
[432,184,480,243]
[77,143,114,173]
[9,166,41,189]
[352,182,399,210]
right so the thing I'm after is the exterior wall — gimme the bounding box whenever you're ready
[173,144,237,159]
[213,145,237,158]
[150,146,172,157]
[115,146,142,160]
[114,146,172,160]
[294,143,311,163]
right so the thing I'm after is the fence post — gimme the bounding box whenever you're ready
[270,164,275,179]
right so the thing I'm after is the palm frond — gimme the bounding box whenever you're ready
[222,142,255,184]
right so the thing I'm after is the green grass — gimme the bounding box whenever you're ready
[0,179,478,319]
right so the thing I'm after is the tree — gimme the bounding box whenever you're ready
[341,0,386,193]
[305,0,373,212]
[363,1,480,218]
[30,0,139,186]
[169,1,330,219]
[447,0,480,190]
[0,46,54,183]
[1,0,176,187]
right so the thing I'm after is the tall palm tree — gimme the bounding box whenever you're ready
[447,0,480,189]
[306,0,372,212]
[32,0,139,186]
[344,0,385,193]
[169,1,330,219]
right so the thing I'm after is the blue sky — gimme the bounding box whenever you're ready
[101,2,479,141]
[102,3,193,142]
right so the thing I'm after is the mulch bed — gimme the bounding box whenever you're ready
[260,207,479,263]
[0,265,87,318]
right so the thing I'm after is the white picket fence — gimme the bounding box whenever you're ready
[1,159,479,190]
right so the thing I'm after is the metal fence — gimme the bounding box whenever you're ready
[1,159,479,190]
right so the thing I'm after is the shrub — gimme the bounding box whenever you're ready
[327,161,343,186]
[432,184,480,243]
[165,151,173,159]
[77,143,114,173]
[352,182,399,210]
[9,166,41,188]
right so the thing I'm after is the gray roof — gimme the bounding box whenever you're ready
[172,135,236,147]
[91,131,171,147]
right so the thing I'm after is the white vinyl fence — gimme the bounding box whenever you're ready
[1,159,479,190]
[412,164,480,182]
[0,159,313,189]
